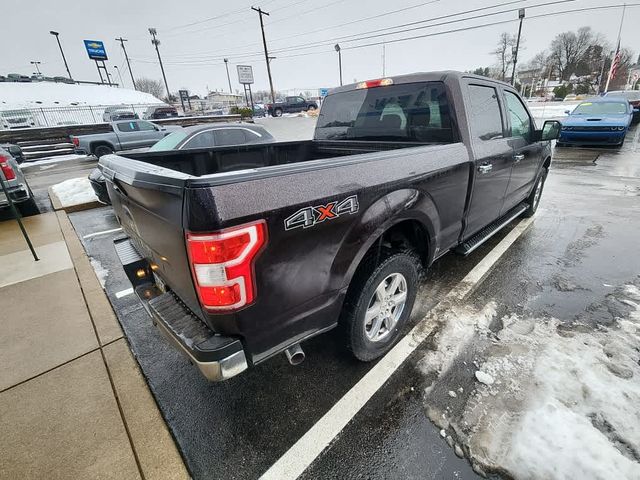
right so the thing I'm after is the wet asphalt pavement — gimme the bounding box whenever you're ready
[45,120,639,479]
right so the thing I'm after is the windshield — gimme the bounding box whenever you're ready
[315,81,455,143]
[148,130,188,151]
[572,101,628,115]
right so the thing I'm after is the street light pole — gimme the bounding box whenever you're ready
[510,8,525,86]
[116,37,137,90]
[224,58,233,93]
[49,31,73,81]
[114,66,125,87]
[252,7,276,106]
[148,28,171,101]
[30,61,42,75]
[335,44,343,86]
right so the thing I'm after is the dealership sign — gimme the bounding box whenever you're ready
[83,40,108,61]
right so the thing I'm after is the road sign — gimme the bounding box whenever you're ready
[83,40,108,61]
[237,65,254,85]
[319,88,329,97]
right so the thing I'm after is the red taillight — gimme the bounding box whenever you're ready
[356,78,394,89]
[72,137,79,147]
[186,220,267,311]
[0,156,16,180]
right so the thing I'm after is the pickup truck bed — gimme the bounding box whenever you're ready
[102,71,558,381]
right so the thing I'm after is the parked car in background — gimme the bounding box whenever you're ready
[0,143,25,164]
[102,106,139,122]
[558,97,636,147]
[71,120,181,158]
[253,104,266,117]
[603,90,640,123]
[266,96,318,117]
[0,146,38,216]
[100,72,560,381]
[89,122,275,204]
[143,105,179,119]
[0,110,37,130]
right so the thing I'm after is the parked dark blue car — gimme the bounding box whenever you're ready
[557,97,637,147]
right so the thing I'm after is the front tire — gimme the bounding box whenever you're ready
[341,251,420,361]
[523,168,547,217]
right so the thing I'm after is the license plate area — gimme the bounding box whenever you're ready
[153,272,167,293]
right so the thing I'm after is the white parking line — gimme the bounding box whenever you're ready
[115,287,134,299]
[260,216,536,480]
[83,227,122,239]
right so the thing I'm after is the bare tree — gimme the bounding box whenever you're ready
[136,77,165,101]
[491,32,517,81]
[549,27,602,80]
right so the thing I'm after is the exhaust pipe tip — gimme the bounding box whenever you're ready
[285,343,305,366]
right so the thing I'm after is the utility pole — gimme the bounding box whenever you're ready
[382,43,386,77]
[224,58,232,93]
[252,7,276,106]
[148,28,171,101]
[49,31,73,81]
[30,61,42,75]
[116,37,137,90]
[335,44,343,86]
[510,8,525,86]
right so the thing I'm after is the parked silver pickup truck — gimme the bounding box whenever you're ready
[0,146,39,216]
[71,120,181,157]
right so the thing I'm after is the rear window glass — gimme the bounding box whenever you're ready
[315,82,455,143]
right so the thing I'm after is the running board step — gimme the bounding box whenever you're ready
[455,203,529,256]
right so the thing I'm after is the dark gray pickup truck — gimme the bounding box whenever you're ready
[100,71,560,381]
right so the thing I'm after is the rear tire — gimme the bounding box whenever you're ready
[523,168,547,217]
[93,144,114,158]
[273,108,283,117]
[341,251,420,361]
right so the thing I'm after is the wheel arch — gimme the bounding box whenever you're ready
[90,141,115,155]
[334,188,440,293]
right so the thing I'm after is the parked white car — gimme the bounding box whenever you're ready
[0,110,37,130]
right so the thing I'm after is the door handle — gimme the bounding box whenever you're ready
[513,154,525,162]
[478,164,493,174]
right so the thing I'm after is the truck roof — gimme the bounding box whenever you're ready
[328,70,512,95]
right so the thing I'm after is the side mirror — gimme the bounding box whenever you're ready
[534,120,561,142]
[564,110,571,115]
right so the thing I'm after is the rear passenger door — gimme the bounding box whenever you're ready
[501,89,544,213]
[463,82,514,237]
[114,121,140,150]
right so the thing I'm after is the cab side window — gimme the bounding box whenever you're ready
[504,91,533,141]
[117,122,138,132]
[468,85,504,141]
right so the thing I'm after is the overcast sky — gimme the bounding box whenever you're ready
[4,0,639,96]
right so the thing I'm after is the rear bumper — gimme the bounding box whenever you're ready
[114,237,248,381]
[0,185,30,208]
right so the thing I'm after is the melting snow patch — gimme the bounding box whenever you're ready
[89,258,108,288]
[51,177,98,208]
[419,282,640,479]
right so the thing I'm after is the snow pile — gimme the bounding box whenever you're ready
[89,258,109,288]
[419,281,640,479]
[51,177,98,208]
[0,82,161,109]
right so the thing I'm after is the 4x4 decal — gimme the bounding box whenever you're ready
[284,195,359,231]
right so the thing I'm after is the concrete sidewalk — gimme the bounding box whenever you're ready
[0,212,188,480]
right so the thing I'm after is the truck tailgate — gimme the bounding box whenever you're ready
[100,154,203,318]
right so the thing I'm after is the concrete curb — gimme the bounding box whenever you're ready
[48,186,102,213]
[55,211,190,480]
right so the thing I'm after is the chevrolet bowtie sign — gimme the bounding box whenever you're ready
[83,40,108,61]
